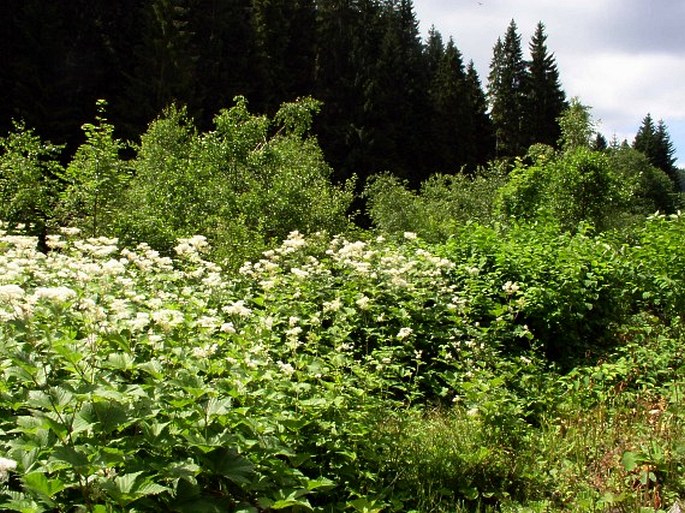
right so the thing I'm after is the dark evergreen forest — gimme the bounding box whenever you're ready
[0,1,558,185]
[1,1,679,189]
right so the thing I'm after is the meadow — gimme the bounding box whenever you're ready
[1,215,684,512]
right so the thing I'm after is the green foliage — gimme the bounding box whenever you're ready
[633,114,680,187]
[488,20,528,157]
[606,146,679,215]
[557,97,595,151]
[0,121,63,241]
[524,22,566,149]
[365,166,507,242]
[58,100,131,237]
[1,210,685,512]
[119,97,354,268]
[498,147,635,232]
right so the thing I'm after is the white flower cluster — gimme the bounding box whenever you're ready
[0,456,17,481]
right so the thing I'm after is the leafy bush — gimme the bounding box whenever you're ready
[120,97,354,268]
[498,147,624,232]
[58,100,131,237]
[437,221,629,365]
[0,121,63,246]
[364,165,507,242]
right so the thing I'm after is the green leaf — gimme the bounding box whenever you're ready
[304,477,335,492]
[51,446,89,470]
[621,451,639,472]
[206,449,254,484]
[93,401,130,433]
[105,352,135,370]
[114,471,143,495]
[23,472,66,499]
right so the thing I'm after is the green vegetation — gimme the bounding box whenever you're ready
[1,212,685,512]
[0,100,684,512]
[1,6,685,510]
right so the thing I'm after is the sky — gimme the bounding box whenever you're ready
[412,0,685,166]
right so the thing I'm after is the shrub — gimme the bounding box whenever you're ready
[119,97,354,269]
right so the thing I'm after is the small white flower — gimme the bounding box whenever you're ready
[192,343,218,359]
[355,295,371,310]
[222,300,252,318]
[59,226,81,236]
[286,326,303,338]
[0,457,17,481]
[220,322,236,334]
[151,309,185,331]
[290,267,309,279]
[502,280,520,295]
[277,360,295,376]
[128,312,151,332]
[0,284,25,301]
[33,286,77,304]
[323,298,342,313]
[397,327,413,340]
[196,315,220,330]
[403,231,417,240]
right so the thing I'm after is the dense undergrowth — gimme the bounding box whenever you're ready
[1,214,684,512]
[1,98,685,512]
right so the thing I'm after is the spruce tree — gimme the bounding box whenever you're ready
[633,114,679,186]
[251,0,317,112]
[313,0,384,183]
[425,25,445,78]
[487,20,527,157]
[464,61,495,167]
[633,114,658,164]
[366,0,430,185]
[189,0,258,128]
[654,120,679,184]
[429,38,468,171]
[524,21,566,148]
[124,0,198,130]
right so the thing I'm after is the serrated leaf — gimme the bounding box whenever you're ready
[51,446,89,469]
[205,397,231,418]
[26,391,52,410]
[23,471,66,499]
[114,471,143,495]
[135,480,169,497]
[93,401,130,433]
[206,449,254,484]
[138,360,164,380]
[106,352,134,370]
[304,477,335,492]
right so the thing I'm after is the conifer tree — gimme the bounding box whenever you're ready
[189,0,257,128]
[313,0,383,183]
[429,38,468,171]
[464,61,495,167]
[633,114,679,186]
[124,0,198,129]
[524,21,566,148]
[425,25,445,77]
[633,114,657,163]
[654,120,679,184]
[367,0,431,185]
[487,20,527,157]
[251,0,317,112]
